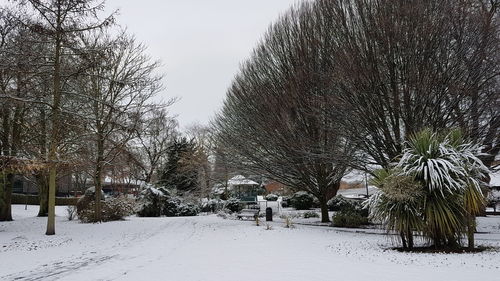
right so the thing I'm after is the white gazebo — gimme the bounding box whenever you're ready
[227,175,260,202]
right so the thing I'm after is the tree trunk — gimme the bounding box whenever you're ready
[319,197,330,223]
[0,173,13,221]
[400,231,407,249]
[94,137,104,223]
[36,173,49,217]
[318,179,341,223]
[46,166,56,235]
[46,24,62,236]
[0,104,12,221]
[467,214,476,250]
[407,230,414,250]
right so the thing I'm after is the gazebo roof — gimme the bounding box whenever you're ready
[228,175,258,186]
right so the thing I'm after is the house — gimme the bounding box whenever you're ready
[264,181,293,195]
[12,174,75,196]
[101,176,143,196]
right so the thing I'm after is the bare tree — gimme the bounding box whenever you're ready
[16,0,114,234]
[77,30,163,222]
[0,8,20,221]
[135,107,178,184]
[213,1,355,222]
[185,123,215,198]
[321,0,499,169]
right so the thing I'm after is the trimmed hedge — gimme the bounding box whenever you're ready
[11,193,78,206]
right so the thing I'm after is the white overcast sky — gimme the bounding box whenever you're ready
[105,0,298,128]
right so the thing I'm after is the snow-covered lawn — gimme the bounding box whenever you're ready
[1,205,500,281]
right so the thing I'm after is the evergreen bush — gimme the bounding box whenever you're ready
[224,198,242,213]
[303,211,319,218]
[78,196,135,223]
[332,212,369,228]
[177,203,199,216]
[265,194,279,201]
[136,186,167,217]
[290,191,314,210]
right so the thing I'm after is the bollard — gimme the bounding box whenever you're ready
[266,207,273,221]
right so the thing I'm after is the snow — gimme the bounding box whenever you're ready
[490,170,500,187]
[1,205,500,281]
[338,186,378,198]
[342,169,367,183]
[228,175,259,186]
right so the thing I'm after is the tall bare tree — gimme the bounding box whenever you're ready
[77,31,163,222]
[17,0,114,234]
[185,123,216,198]
[213,1,355,222]
[321,0,499,169]
[135,107,178,184]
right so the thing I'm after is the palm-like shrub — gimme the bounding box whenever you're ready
[368,171,424,249]
[369,129,488,250]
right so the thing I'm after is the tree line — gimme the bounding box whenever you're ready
[0,0,197,234]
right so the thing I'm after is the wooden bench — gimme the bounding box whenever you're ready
[236,209,260,220]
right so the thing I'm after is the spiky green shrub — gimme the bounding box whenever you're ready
[368,171,424,248]
[399,129,487,248]
[369,129,488,250]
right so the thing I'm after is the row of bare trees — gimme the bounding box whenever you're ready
[213,0,499,222]
[0,1,178,234]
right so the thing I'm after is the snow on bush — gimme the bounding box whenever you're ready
[217,209,237,219]
[224,198,242,213]
[78,196,135,223]
[290,191,314,210]
[281,196,290,208]
[303,211,319,218]
[136,185,199,217]
[328,195,368,217]
[136,186,168,217]
[163,197,182,216]
[368,129,489,249]
[265,194,279,201]
[332,212,369,228]
[327,195,350,211]
[200,198,225,213]
[177,203,199,216]
[76,186,98,215]
[163,198,199,217]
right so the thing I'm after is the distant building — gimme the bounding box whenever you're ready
[263,181,293,195]
[101,176,144,196]
[12,174,75,196]
[12,174,144,197]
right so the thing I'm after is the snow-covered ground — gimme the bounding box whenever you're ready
[1,205,500,281]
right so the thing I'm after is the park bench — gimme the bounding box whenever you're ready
[237,209,260,220]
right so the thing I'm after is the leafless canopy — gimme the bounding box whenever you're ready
[213,1,355,222]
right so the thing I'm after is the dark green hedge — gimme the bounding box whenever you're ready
[11,193,78,206]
